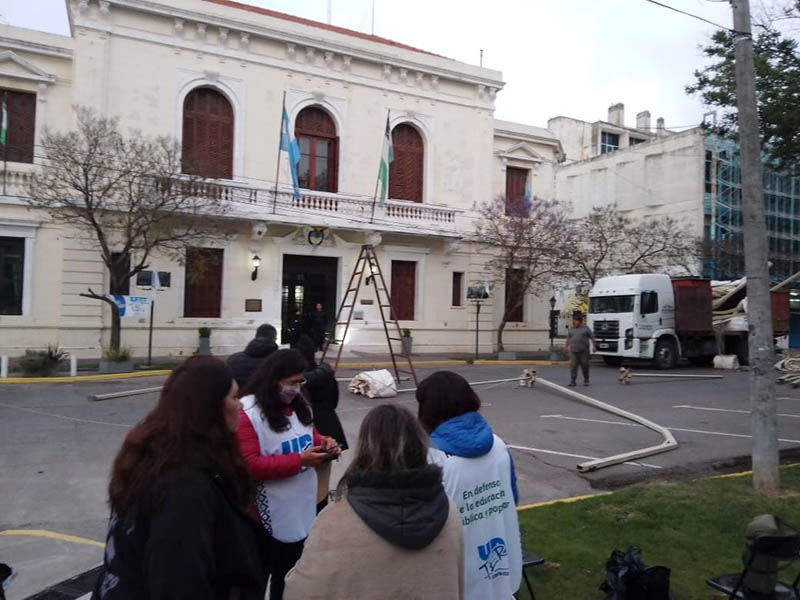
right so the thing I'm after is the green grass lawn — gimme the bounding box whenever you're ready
[517,464,800,599]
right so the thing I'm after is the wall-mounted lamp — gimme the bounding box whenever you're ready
[365,262,378,286]
[251,254,261,281]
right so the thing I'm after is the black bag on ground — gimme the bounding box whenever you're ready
[600,545,671,600]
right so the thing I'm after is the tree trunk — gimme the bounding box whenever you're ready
[109,307,121,353]
[496,318,507,353]
[80,289,122,354]
[732,0,779,492]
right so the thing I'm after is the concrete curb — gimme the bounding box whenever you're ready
[0,360,569,384]
[0,370,172,384]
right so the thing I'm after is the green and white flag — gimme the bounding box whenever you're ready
[377,113,393,205]
[0,95,7,148]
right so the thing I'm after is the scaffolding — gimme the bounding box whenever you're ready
[703,136,800,284]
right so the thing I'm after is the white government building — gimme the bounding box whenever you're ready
[0,0,566,359]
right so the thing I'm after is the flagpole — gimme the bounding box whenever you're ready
[369,109,390,224]
[272,90,287,214]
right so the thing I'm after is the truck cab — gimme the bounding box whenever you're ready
[588,274,678,367]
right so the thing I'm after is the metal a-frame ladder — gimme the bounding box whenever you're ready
[320,244,418,386]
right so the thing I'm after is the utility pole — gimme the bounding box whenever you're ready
[730,0,779,491]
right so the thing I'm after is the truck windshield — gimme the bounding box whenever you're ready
[589,295,635,314]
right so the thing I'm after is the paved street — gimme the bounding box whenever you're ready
[1,362,799,598]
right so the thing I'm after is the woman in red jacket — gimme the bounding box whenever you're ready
[237,349,340,600]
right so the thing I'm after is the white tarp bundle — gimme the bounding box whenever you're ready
[348,369,398,398]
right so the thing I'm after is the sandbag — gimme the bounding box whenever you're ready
[347,369,398,398]
[714,354,740,370]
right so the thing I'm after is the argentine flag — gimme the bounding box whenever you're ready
[280,108,301,200]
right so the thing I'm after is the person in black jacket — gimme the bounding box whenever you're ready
[227,323,278,389]
[93,356,266,600]
[308,303,327,350]
[295,335,347,511]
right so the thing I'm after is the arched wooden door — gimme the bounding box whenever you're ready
[182,87,234,179]
[389,123,424,203]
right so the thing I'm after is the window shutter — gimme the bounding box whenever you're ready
[390,260,416,321]
[182,88,233,179]
[505,268,524,322]
[1,89,36,164]
[184,247,223,317]
[505,167,528,216]
[389,124,423,203]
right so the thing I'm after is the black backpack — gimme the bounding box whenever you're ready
[600,546,671,600]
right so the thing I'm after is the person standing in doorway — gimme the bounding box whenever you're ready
[309,303,327,351]
[563,313,596,387]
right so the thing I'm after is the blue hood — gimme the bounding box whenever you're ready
[430,411,494,458]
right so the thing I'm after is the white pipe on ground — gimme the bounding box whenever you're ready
[89,386,162,401]
[388,372,679,472]
[1,356,7,379]
[70,354,78,377]
[531,377,678,471]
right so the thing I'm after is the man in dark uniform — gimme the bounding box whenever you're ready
[563,313,596,387]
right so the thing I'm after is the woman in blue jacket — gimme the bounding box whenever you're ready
[417,370,522,600]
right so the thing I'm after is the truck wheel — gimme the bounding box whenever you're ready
[654,338,677,369]
[602,356,623,367]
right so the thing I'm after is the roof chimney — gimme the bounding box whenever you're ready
[636,111,651,131]
[608,103,624,126]
[656,117,665,136]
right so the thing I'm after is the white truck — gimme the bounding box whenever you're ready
[587,273,790,369]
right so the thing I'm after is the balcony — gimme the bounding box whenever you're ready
[0,167,464,237]
[171,177,463,237]
[0,163,35,198]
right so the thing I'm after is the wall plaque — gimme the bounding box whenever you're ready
[245,299,262,312]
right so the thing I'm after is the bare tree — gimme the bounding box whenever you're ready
[27,106,234,353]
[565,204,701,287]
[474,196,576,352]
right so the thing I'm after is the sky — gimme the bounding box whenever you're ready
[0,0,753,130]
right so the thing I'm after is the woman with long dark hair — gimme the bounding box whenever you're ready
[237,349,340,600]
[92,356,265,599]
[294,334,348,512]
[284,404,464,600]
[417,371,522,600]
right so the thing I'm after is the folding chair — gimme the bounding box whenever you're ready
[706,533,800,599]
[519,547,545,600]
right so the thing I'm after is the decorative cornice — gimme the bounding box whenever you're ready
[81,0,504,92]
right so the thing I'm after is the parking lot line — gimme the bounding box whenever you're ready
[674,404,800,418]
[507,443,662,469]
[540,414,800,444]
[0,529,104,548]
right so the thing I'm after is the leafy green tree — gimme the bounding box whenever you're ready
[686,27,800,171]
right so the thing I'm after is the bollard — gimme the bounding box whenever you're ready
[1,355,7,378]
[70,354,78,377]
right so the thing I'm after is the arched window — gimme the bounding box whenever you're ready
[389,123,424,203]
[295,106,338,193]
[182,87,233,179]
